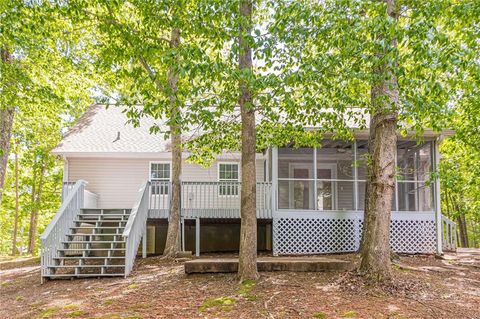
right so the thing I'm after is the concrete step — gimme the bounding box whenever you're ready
[184,257,354,274]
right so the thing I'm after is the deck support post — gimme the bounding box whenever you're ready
[181,218,185,252]
[195,218,200,257]
[434,137,443,255]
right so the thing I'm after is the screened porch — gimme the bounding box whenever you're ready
[273,139,435,213]
[270,139,442,255]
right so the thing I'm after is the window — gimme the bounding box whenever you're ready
[150,163,170,195]
[218,163,239,196]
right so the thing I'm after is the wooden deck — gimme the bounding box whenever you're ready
[184,257,353,273]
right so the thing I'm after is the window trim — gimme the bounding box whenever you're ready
[149,161,171,196]
[217,162,240,197]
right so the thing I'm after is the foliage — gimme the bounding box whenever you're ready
[0,1,94,254]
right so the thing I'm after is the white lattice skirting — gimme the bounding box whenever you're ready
[273,211,436,255]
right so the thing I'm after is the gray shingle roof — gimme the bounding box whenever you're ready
[52,104,169,154]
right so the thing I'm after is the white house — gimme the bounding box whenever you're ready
[40,104,457,280]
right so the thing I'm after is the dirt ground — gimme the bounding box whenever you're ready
[1,249,479,319]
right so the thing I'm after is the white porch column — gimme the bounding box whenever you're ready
[271,147,278,211]
[271,147,278,256]
[434,137,443,255]
[313,147,318,211]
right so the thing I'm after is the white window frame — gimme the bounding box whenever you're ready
[217,162,240,197]
[149,161,171,196]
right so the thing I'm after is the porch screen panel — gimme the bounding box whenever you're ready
[397,141,433,212]
[278,148,314,210]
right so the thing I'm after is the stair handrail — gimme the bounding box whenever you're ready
[441,215,457,251]
[123,181,150,277]
[40,180,87,282]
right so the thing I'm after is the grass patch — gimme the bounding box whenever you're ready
[199,296,236,312]
[103,299,114,306]
[67,310,84,317]
[63,304,79,311]
[127,283,139,289]
[238,279,257,301]
[342,311,357,318]
[16,295,24,301]
[313,312,327,318]
[38,306,61,318]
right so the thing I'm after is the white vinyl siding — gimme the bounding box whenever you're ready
[67,156,265,208]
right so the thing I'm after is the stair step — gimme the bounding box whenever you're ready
[54,256,125,260]
[78,214,130,217]
[58,248,126,252]
[74,220,127,224]
[70,226,125,229]
[46,273,125,278]
[67,233,124,236]
[62,241,125,244]
[48,265,125,268]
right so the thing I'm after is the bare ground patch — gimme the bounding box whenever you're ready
[1,253,479,318]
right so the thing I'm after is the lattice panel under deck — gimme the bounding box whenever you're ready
[273,213,436,255]
[273,217,361,254]
[389,219,436,254]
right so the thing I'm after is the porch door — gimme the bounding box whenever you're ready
[291,167,313,209]
[317,168,333,210]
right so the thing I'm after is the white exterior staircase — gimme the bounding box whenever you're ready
[46,209,131,278]
[41,180,151,282]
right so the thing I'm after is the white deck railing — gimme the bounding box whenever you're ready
[148,181,273,219]
[40,180,86,281]
[123,181,150,277]
[148,181,171,218]
[442,215,457,251]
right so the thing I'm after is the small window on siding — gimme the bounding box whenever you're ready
[150,163,170,195]
[218,163,239,196]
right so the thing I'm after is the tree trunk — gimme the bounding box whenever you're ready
[163,28,182,258]
[0,47,14,204]
[359,0,399,282]
[28,163,46,254]
[11,141,19,255]
[238,0,258,281]
[457,214,469,248]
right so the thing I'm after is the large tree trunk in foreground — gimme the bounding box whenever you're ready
[28,164,46,254]
[359,0,398,282]
[0,47,14,204]
[11,143,19,255]
[163,28,182,258]
[238,0,259,281]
